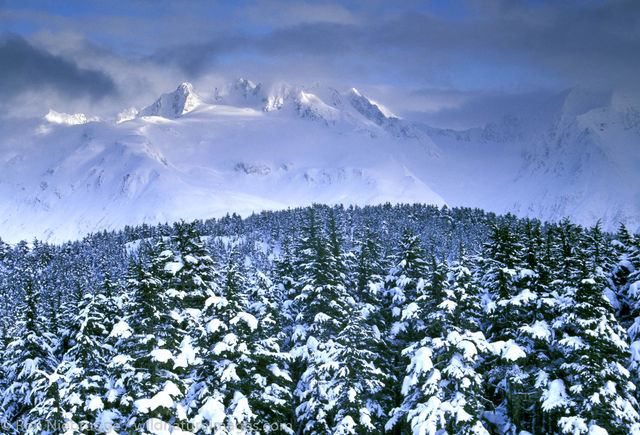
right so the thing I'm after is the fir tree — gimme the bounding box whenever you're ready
[331,296,388,434]
[292,208,353,434]
[192,251,260,433]
[110,240,190,433]
[383,230,431,434]
[480,222,532,431]
[547,225,640,434]
[56,278,123,432]
[395,256,491,435]
[244,270,294,434]
[1,273,57,431]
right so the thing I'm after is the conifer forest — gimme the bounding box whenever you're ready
[1,203,640,435]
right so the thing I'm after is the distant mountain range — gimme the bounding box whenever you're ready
[0,79,637,242]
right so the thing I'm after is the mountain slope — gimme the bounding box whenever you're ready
[0,82,637,243]
[419,88,640,232]
[0,83,443,242]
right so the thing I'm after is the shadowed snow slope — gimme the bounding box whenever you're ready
[420,88,640,234]
[0,82,637,242]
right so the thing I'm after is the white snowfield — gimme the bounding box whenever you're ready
[0,80,638,242]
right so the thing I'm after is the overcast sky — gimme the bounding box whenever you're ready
[1,0,639,128]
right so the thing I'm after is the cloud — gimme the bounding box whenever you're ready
[148,37,248,76]
[401,88,564,129]
[239,1,361,26]
[1,0,639,124]
[136,0,639,96]
[0,34,116,100]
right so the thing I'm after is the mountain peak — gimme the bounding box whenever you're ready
[213,78,264,107]
[348,88,398,125]
[560,87,612,122]
[44,109,99,125]
[177,82,195,93]
[139,82,202,119]
[233,78,258,92]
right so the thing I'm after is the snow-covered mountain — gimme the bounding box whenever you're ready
[0,81,443,242]
[0,81,637,242]
[420,88,640,233]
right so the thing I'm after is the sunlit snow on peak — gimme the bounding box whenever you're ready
[44,109,100,125]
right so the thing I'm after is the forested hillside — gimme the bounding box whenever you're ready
[1,203,639,434]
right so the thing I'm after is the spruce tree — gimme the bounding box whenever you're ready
[1,273,57,431]
[396,256,491,435]
[331,296,388,434]
[293,208,352,434]
[56,277,123,432]
[384,230,431,434]
[244,269,294,434]
[110,240,190,433]
[479,222,533,431]
[192,251,260,433]
[549,225,640,434]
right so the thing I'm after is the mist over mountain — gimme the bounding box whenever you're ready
[0,80,637,243]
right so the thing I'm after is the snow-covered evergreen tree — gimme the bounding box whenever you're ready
[191,251,261,433]
[479,222,535,431]
[169,221,218,313]
[110,239,191,433]
[331,295,388,434]
[549,225,640,434]
[244,269,294,434]
[0,203,639,434]
[395,254,491,435]
[1,273,57,431]
[294,208,350,343]
[508,221,558,434]
[292,208,353,433]
[55,277,123,432]
[383,230,433,433]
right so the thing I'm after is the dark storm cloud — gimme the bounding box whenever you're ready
[0,34,116,99]
[402,88,566,129]
[257,22,360,55]
[5,0,638,94]
[144,22,361,78]
[148,36,248,76]
[465,0,640,88]
[151,0,640,92]
[1,0,639,125]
